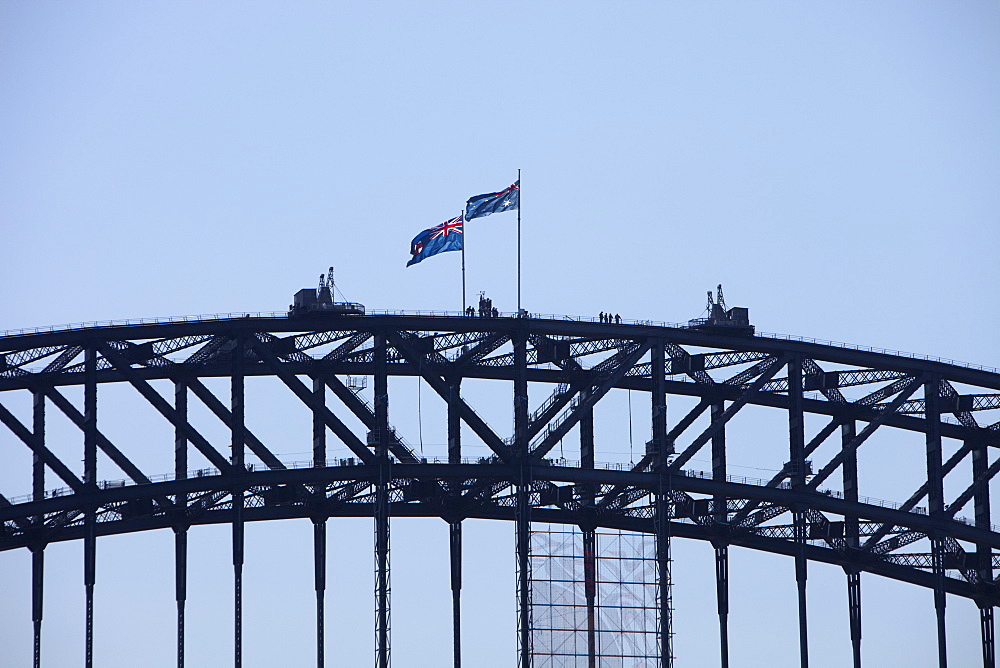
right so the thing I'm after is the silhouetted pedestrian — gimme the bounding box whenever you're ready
[615,314,621,324]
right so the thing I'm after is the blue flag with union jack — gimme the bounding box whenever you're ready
[406,216,464,267]
[464,180,519,221]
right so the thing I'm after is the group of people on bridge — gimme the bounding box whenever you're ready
[600,311,621,324]
[466,294,499,318]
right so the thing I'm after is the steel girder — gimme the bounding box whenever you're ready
[0,463,997,601]
[2,313,1000,661]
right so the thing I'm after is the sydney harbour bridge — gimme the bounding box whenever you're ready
[1,299,999,667]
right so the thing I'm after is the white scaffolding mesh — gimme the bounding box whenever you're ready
[530,525,658,667]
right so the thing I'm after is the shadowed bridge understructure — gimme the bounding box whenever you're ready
[1,312,999,667]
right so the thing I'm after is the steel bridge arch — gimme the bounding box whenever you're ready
[1,313,998,667]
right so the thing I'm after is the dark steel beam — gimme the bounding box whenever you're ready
[514,330,532,667]
[313,377,326,470]
[374,334,391,668]
[863,440,981,551]
[231,335,245,668]
[174,380,188,668]
[729,418,842,528]
[973,436,996,668]
[0,399,85,492]
[847,570,862,668]
[592,399,712,515]
[842,420,862,668]
[96,344,232,473]
[668,355,786,471]
[711,397,729,668]
[185,377,285,470]
[8,478,995,599]
[529,343,650,461]
[384,330,514,463]
[450,521,462,668]
[809,377,923,492]
[579,390,596,512]
[714,544,729,668]
[583,527,597,668]
[244,337,376,465]
[84,347,97,668]
[31,390,44,668]
[6,459,999,553]
[651,340,668,460]
[981,604,996,668]
[44,386,158,487]
[789,356,809,668]
[926,376,948,668]
[712,400,727,522]
[448,379,461,465]
[313,519,326,668]
[320,373,422,464]
[6,324,995,447]
[312,375,327,668]
[31,545,43,668]
[944,452,1000,525]
[656,473,673,668]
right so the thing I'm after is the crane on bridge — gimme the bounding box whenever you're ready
[289,266,366,316]
[688,283,754,335]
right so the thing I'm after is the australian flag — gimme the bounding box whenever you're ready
[464,180,519,221]
[406,216,464,267]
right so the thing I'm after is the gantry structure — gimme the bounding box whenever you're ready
[1,310,998,667]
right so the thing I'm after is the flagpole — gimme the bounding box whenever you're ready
[517,168,521,314]
[461,210,467,313]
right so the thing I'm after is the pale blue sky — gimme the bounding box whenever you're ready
[1,2,998,666]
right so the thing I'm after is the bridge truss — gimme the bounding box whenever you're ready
[1,313,998,667]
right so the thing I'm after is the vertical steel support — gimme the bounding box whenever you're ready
[374,334,391,668]
[982,606,996,668]
[846,571,862,668]
[713,544,729,668]
[650,340,668,458]
[788,356,809,668]
[711,400,727,521]
[313,519,327,668]
[583,528,597,668]
[231,335,245,668]
[972,437,996,668]
[448,379,461,465]
[84,346,97,668]
[31,390,45,668]
[313,376,327,470]
[449,520,462,668]
[447,379,462,668]
[580,398,594,472]
[925,375,947,668]
[842,420,862,668]
[652,340,673,668]
[655,473,673,668]
[712,399,729,668]
[312,376,327,668]
[174,379,189,668]
[580,397,596,666]
[31,546,44,668]
[514,331,532,668]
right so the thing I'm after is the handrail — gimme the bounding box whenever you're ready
[0,310,996,375]
[6,458,995,534]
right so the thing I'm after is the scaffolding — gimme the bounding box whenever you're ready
[530,525,659,667]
